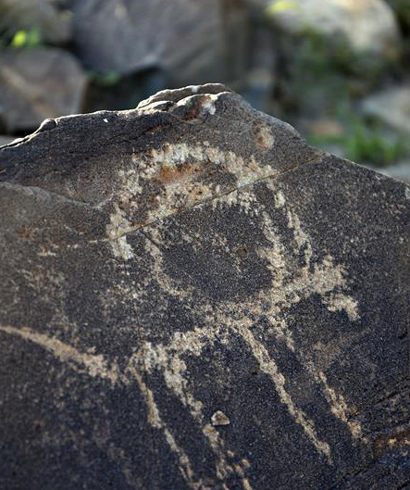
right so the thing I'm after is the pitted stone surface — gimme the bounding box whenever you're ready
[0,84,409,490]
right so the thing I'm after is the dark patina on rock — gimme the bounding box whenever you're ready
[0,84,409,490]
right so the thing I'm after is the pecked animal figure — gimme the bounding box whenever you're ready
[0,84,409,490]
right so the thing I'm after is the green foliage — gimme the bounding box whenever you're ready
[89,71,122,87]
[265,0,299,16]
[0,27,43,49]
[11,28,42,48]
[270,20,395,120]
[309,116,408,167]
[276,28,352,116]
[345,122,407,167]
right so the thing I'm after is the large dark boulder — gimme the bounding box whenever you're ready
[0,84,409,490]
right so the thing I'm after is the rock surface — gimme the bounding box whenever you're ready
[0,47,88,134]
[263,0,401,59]
[69,0,225,84]
[0,84,409,490]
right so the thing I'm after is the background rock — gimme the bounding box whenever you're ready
[0,47,88,134]
[371,160,410,183]
[0,85,409,490]
[240,25,277,111]
[362,84,410,136]
[264,0,401,59]
[84,67,169,113]
[69,0,226,85]
[0,135,14,146]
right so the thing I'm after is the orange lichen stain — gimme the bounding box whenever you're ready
[374,426,410,458]
[157,162,204,185]
[255,126,275,151]
[181,104,202,121]
[17,227,33,239]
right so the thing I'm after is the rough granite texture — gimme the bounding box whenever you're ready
[0,84,409,490]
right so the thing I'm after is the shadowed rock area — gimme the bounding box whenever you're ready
[0,84,409,490]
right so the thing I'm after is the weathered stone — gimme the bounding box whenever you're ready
[70,0,225,85]
[260,0,401,59]
[0,0,72,46]
[0,84,409,490]
[362,84,410,136]
[0,47,88,134]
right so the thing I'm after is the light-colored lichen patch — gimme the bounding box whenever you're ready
[170,93,220,117]
[274,190,286,208]
[106,202,135,261]
[323,292,359,321]
[201,95,218,115]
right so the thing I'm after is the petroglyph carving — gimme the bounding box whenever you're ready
[132,187,363,473]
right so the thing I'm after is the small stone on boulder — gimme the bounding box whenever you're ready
[211,411,231,426]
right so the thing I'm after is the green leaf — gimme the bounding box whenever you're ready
[265,0,299,16]
[11,30,27,48]
[11,28,42,49]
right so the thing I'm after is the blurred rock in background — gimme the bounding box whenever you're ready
[0,135,14,146]
[69,0,225,85]
[362,84,410,136]
[0,48,87,134]
[84,66,169,113]
[0,0,409,182]
[262,0,401,59]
